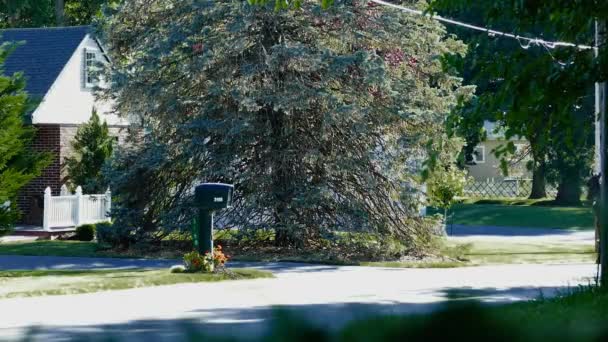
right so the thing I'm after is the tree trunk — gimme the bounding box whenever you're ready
[266,105,295,248]
[55,0,65,26]
[555,176,582,206]
[527,134,547,199]
[274,227,293,247]
[529,163,547,199]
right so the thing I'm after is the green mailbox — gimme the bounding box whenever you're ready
[193,183,234,254]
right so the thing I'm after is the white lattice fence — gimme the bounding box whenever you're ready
[43,186,111,231]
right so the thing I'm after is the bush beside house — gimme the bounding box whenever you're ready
[74,224,96,241]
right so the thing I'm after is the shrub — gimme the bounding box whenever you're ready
[0,202,17,238]
[74,224,96,241]
[65,109,114,193]
[327,232,411,261]
[170,265,186,273]
[218,228,275,250]
[213,245,229,268]
[96,222,134,248]
[183,251,213,273]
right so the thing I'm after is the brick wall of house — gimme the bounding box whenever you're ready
[17,124,129,225]
[17,125,61,225]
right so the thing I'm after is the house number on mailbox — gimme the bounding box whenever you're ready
[214,197,223,202]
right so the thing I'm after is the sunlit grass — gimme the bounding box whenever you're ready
[0,240,181,259]
[360,241,596,268]
[455,240,596,265]
[0,268,273,299]
[0,240,102,257]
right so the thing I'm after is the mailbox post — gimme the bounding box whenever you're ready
[194,183,234,255]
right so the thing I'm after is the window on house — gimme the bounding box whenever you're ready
[472,145,485,164]
[84,49,99,88]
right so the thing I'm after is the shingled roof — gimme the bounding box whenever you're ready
[0,26,90,97]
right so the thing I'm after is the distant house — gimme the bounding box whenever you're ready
[0,26,128,225]
[465,121,531,182]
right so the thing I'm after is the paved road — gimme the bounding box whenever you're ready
[0,225,596,341]
[0,262,597,341]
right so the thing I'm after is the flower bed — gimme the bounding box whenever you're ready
[182,246,230,273]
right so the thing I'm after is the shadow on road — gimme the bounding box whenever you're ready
[9,285,578,341]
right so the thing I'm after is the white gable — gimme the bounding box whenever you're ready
[31,34,126,126]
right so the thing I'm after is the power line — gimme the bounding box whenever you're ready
[369,0,597,52]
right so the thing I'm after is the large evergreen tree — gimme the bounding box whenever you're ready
[65,109,114,193]
[100,0,471,247]
[0,43,51,235]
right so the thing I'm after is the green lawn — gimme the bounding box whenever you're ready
[362,240,596,268]
[0,268,273,299]
[0,240,180,259]
[0,241,102,257]
[459,241,596,265]
[430,201,594,230]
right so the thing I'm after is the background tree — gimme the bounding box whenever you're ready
[0,43,51,235]
[0,0,119,28]
[433,1,604,202]
[0,0,55,28]
[423,135,468,233]
[100,0,471,248]
[65,109,114,193]
[64,0,121,25]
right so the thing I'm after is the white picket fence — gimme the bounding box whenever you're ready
[42,185,111,231]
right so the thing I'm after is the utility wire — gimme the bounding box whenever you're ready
[369,0,597,52]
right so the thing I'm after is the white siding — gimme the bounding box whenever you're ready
[31,35,127,126]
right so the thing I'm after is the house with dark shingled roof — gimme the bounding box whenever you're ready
[0,26,129,225]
